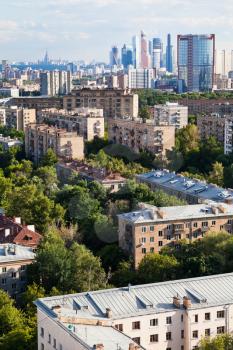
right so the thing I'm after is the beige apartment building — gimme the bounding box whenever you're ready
[25,124,84,164]
[35,272,233,350]
[108,116,175,156]
[63,88,139,119]
[0,107,36,130]
[38,107,105,141]
[154,102,188,129]
[197,113,226,144]
[118,202,233,268]
[0,243,35,298]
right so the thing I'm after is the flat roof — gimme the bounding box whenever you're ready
[136,170,233,203]
[36,273,233,321]
[118,202,233,223]
[0,244,35,263]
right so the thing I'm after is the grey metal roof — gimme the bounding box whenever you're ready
[118,202,233,223]
[136,170,233,203]
[36,273,233,321]
[0,244,35,263]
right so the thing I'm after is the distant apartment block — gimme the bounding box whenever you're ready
[118,202,233,268]
[0,107,36,130]
[197,113,226,144]
[154,102,188,129]
[35,272,233,350]
[0,135,23,150]
[225,117,233,154]
[56,161,127,192]
[128,68,155,89]
[6,96,63,110]
[136,170,233,204]
[180,97,233,115]
[108,117,175,156]
[40,70,72,96]
[63,88,139,119]
[0,243,35,298]
[0,88,19,97]
[25,124,84,164]
[38,107,104,141]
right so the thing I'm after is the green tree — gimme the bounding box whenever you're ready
[224,164,233,188]
[175,124,200,155]
[40,148,58,166]
[139,106,151,120]
[198,334,233,350]
[35,166,58,197]
[208,162,224,186]
[0,290,23,336]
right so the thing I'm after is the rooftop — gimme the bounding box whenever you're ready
[136,170,233,203]
[0,243,35,263]
[118,202,233,223]
[36,273,233,321]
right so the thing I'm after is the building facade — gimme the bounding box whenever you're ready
[140,31,149,69]
[224,117,233,154]
[6,96,63,110]
[63,88,138,119]
[118,202,233,268]
[177,34,215,92]
[0,107,36,130]
[154,102,188,129]
[108,117,175,156]
[40,71,72,96]
[179,97,233,115]
[25,123,84,164]
[197,113,226,144]
[36,272,233,350]
[166,34,173,73]
[128,68,155,89]
[38,108,104,141]
[0,243,35,298]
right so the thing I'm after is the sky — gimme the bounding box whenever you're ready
[1,0,233,63]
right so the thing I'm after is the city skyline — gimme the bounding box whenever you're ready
[1,0,233,63]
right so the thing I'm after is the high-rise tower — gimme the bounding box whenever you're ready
[166,34,173,73]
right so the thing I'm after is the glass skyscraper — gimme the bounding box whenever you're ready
[177,34,215,92]
[166,34,173,73]
[121,44,133,69]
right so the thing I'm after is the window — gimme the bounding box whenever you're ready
[150,247,154,253]
[159,231,163,237]
[181,346,184,350]
[192,330,198,338]
[167,348,171,350]
[167,235,171,240]
[181,330,184,339]
[53,338,57,349]
[202,222,208,227]
[12,283,16,289]
[1,278,6,285]
[59,345,63,350]
[150,237,154,243]
[159,241,163,247]
[193,222,198,227]
[167,225,171,230]
[150,318,158,326]
[212,221,216,226]
[220,225,224,230]
[141,237,146,243]
[205,329,210,336]
[166,316,172,324]
[41,344,44,350]
[194,314,198,323]
[217,310,225,318]
[186,234,190,239]
[142,248,146,254]
[48,334,51,344]
[205,312,210,320]
[21,265,26,271]
[132,321,140,330]
[2,267,6,273]
[150,226,154,231]
[228,219,233,224]
[150,334,158,342]
[217,326,225,334]
[40,328,44,338]
[186,222,190,228]
[181,314,184,322]
[11,272,16,278]
[166,332,172,340]
[115,324,123,332]
[141,227,146,233]
[132,337,140,345]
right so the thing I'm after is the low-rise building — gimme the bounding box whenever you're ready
[136,170,233,204]
[0,215,41,248]
[63,87,139,119]
[0,243,35,298]
[154,102,188,129]
[56,161,127,192]
[35,272,233,350]
[118,202,233,267]
[0,106,36,130]
[25,124,84,164]
[38,108,104,141]
[0,135,23,150]
[108,117,175,156]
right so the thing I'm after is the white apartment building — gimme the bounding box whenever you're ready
[35,273,233,350]
[0,135,23,150]
[40,71,72,96]
[128,68,155,89]
[224,117,233,154]
[154,103,188,129]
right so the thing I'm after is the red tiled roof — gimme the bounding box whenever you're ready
[0,215,42,247]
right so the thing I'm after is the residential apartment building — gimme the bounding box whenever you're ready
[35,272,233,350]
[128,68,155,89]
[0,107,36,130]
[63,88,139,119]
[224,117,233,154]
[0,243,35,298]
[197,113,226,144]
[154,102,188,129]
[136,170,233,204]
[56,161,127,192]
[179,97,233,115]
[25,124,84,164]
[108,117,175,156]
[118,202,233,267]
[38,108,104,141]
[0,215,41,248]
[0,135,23,150]
[7,96,63,110]
[40,70,72,96]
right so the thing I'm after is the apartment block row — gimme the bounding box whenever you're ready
[0,106,36,130]
[35,272,233,350]
[118,202,233,267]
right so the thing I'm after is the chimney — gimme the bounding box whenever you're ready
[173,295,181,308]
[93,344,104,350]
[14,217,21,224]
[218,205,227,214]
[27,225,35,232]
[157,209,165,219]
[211,206,218,215]
[105,308,112,319]
[183,296,192,309]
